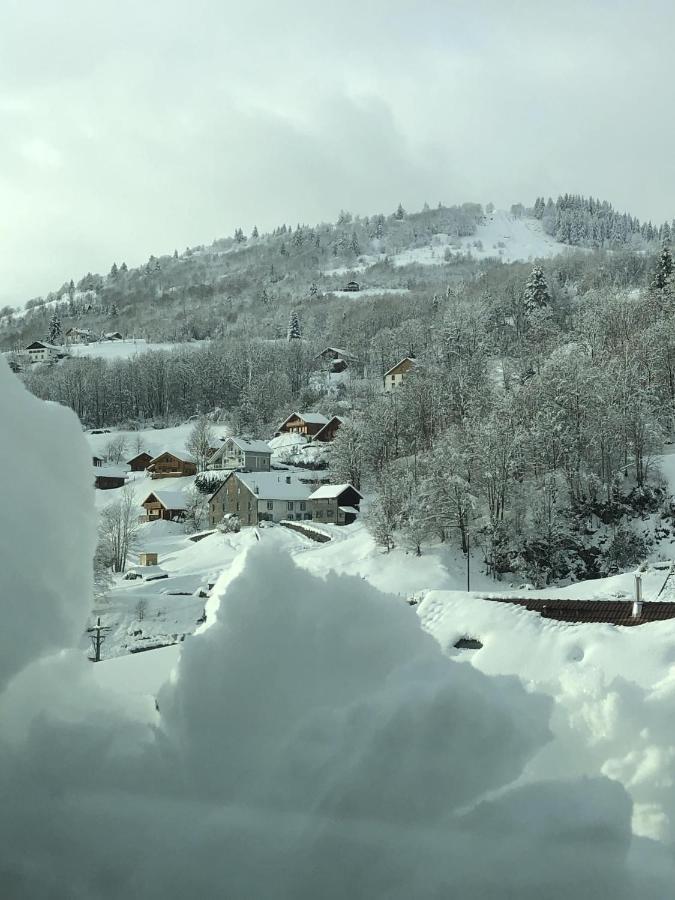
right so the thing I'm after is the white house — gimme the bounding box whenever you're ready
[25,341,61,363]
[383,356,416,391]
[308,483,363,525]
[207,437,272,472]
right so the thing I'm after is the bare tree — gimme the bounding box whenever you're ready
[99,485,139,572]
[135,599,148,622]
[104,434,128,464]
[186,415,215,471]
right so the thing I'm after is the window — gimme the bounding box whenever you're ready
[236,502,240,512]
[267,501,273,511]
[287,501,294,511]
[300,502,306,511]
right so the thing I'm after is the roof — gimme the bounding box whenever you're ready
[314,416,344,438]
[149,450,195,464]
[94,466,127,478]
[339,506,360,514]
[309,483,363,500]
[484,597,675,627]
[127,451,153,463]
[224,471,315,502]
[26,341,59,351]
[226,437,272,454]
[316,347,357,360]
[143,490,188,510]
[277,411,329,430]
[383,356,416,378]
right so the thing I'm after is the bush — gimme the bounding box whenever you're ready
[602,527,648,574]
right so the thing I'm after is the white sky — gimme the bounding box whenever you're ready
[1,0,674,305]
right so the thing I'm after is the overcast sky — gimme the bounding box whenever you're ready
[2,0,674,305]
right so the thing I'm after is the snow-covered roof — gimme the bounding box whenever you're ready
[227,437,272,454]
[234,471,315,501]
[94,466,127,478]
[26,341,59,351]
[277,411,329,430]
[144,490,188,510]
[150,450,195,464]
[309,483,363,500]
[339,506,360,514]
[383,357,416,378]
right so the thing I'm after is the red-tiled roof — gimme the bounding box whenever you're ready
[483,597,675,627]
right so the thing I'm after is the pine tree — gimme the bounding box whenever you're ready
[350,231,361,256]
[523,265,551,316]
[251,225,259,239]
[287,310,302,341]
[394,202,405,220]
[651,244,674,292]
[47,313,61,344]
[109,262,118,279]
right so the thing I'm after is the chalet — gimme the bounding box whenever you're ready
[92,455,104,468]
[208,471,316,528]
[314,416,344,443]
[314,347,359,374]
[140,490,188,522]
[275,412,329,438]
[383,356,416,391]
[25,341,60,363]
[94,467,127,490]
[65,327,93,345]
[104,331,123,341]
[207,437,272,472]
[344,281,360,292]
[147,451,197,479]
[308,483,363,525]
[127,451,154,472]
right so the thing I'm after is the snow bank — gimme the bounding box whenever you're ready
[0,358,95,691]
[0,356,671,897]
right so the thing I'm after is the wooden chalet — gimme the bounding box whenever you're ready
[140,490,188,522]
[383,356,416,391]
[275,412,329,438]
[314,347,359,374]
[308,483,363,525]
[127,451,154,472]
[25,341,61,363]
[147,451,197,479]
[314,416,344,443]
[343,281,360,292]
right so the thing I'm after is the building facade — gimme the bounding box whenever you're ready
[207,437,272,472]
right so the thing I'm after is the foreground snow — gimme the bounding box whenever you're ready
[3,356,675,897]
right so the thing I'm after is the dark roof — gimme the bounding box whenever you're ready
[484,596,675,627]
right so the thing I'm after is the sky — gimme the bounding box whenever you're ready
[1,0,674,306]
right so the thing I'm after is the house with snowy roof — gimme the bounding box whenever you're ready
[25,340,61,363]
[275,412,329,438]
[147,450,197,479]
[383,356,416,391]
[207,437,272,472]
[208,471,319,527]
[313,416,344,443]
[140,490,188,522]
[308,483,363,525]
[314,347,360,374]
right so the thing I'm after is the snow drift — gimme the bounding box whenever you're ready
[0,357,671,897]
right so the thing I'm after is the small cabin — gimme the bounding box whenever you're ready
[104,331,123,341]
[139,552,158,566]
[275,412,329,438]
[94,468,127,490]
[147,451,197,479]
[344,281,360,292]
[92,455,104,468]
[314,347,359,374]
[127,451,154,472]
[140,490,188,522]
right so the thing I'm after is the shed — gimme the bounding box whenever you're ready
[344,281,360,292]
[139,552,158,566]
[140,490,188,522]
[127,451,154,472]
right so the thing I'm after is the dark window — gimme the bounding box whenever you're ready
[287,501,294,511]
[267,501,273,511]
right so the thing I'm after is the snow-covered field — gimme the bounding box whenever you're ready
[70,338,207,360]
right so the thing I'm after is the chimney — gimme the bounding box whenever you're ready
[632,574,643,619]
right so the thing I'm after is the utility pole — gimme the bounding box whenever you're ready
[467,528,471,593]
[87,617,110,662]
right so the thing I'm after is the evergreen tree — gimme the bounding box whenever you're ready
[251,225,259,239]
[651,244,674,292]
[47,313,61,344]
[350,231,361,256]
[394,202,405,220]
[523,265,551,316]
[109,262,119,279]
[287,310,302,341]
